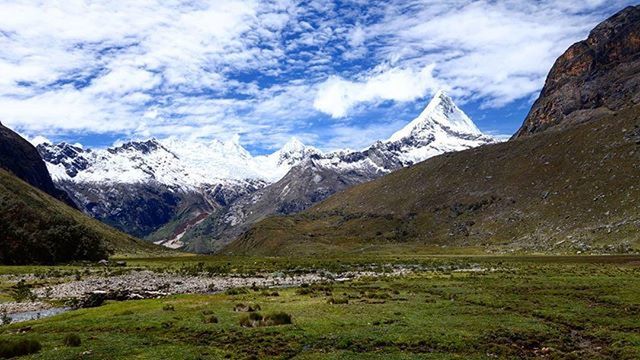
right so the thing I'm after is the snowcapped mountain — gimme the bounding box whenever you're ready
[37,136,315,188]
[36,90,495,251]
[173,91,498,252]
[385,89,493,164]
[36,136,316,240]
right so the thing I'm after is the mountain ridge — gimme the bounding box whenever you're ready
[35,91,495,252]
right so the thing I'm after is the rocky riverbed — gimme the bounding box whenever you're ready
[1,267,419,320]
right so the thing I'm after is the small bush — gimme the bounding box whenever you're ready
[161,321,173,329]
[225,287,249,295]
[63,333,81,347]
[239,312,292,327]
[295,287,313,295]
[239,312,263,327]
[361,291,391,300]
[203,315,219,324]
[162,304,175,311]
[0,339,41,358]
[0,310,11,325]
[10,280,36,303]
[264,312,292,326]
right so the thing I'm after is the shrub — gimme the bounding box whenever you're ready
[239,312,263,327]
[161,321,173,329]
[239,312,292,327]
[225,287,249,295]
[10,280,36,302]
[0,339,41,358]
[361,291,391,300]
[295,287,313,295]
[63,333,81,347]
[0,310,11,326]
[203,315,219,324]
[264,312,292,326]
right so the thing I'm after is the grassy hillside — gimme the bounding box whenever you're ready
[227,107,640,256]
[0,169,165,264]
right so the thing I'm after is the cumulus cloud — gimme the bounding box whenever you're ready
[0,0,635,150]
[312,0,635,117]
[313,64,439,118]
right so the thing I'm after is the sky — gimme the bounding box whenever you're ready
[0,0,636,154]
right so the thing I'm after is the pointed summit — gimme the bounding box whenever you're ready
[388,90,482,142]
[280,137,306,153]
[273,137,320,165]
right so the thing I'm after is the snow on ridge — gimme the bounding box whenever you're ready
[39,135,318,188]
[38,90,496,188]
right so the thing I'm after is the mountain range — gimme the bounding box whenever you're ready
[228,5,640,256]
[3,5,638,262]
[36,91,496,252]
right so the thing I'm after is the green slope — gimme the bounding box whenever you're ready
[226,107,640,256]
[0,168,165,264]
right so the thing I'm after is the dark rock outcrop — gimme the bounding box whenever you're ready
[513,5,640,138]
[0,123,76,207]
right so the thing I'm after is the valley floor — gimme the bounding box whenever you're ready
[0,255,638,359]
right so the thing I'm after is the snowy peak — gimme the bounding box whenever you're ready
[37,136,317,188]
[108,139,169,156]
[271,137,320,166]
[37,142,92,179]
[36,89,495,190]
[388,90,482,142]
[280,137,306,154]
[253,137,321,182]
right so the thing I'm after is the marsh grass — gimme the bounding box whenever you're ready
[0,255,638,359]
[0,338,41,358]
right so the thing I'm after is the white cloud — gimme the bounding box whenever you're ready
[312,0,634,117]
[0,0,635,151]
[314,64,439,118]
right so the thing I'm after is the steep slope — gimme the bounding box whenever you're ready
[227,106,640,255]
[180,91,495,252]
[514,5,640,137]
[0,122,75,207]
[0,168,161,264]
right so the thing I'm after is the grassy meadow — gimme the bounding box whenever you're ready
[0,255,638,359]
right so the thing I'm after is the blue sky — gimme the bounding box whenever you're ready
[0,0,635,154]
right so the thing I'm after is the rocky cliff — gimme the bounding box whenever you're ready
[514,5,640,138]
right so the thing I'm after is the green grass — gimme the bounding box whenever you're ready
[0,255,638,359]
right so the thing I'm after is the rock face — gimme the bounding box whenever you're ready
[513,5,640,138]
[0,123,75,207]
